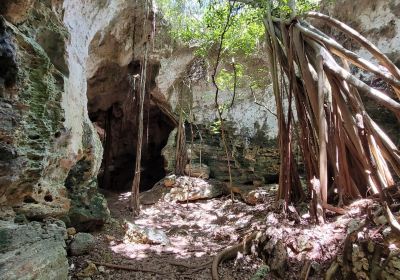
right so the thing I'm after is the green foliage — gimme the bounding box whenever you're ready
[198,3,265,57]
[268,0,319,17]
[250,265,270,280]
[156,0,318,100]
[209,119,222,134]
[156,0,265,57]
[156,0,319,54]
[215,63,244,90]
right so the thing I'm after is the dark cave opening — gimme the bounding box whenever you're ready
[87,60,175,193]
[0,17,17,90]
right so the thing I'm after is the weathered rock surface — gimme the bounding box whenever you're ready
[184,163,210,179]
[234,184,278,205]
[0,4,70,218]
[0,220,68,280]
[163,124,280,186]
[65,158,110,231]
[70,232,95,256]
[77,262,98,278]
[166,176,225,202]
[141,175,226,204]
[140,182,170,205]
[0,0,109,226]
[123,221,170,245]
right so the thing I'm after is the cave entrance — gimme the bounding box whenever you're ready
[87,61,175,192]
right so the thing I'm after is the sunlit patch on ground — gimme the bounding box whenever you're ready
[68,189,271,279]
[109,193,270,261]
[68,188,387,280]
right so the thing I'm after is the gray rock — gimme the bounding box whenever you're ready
[0,220,68,280]
[123,222,170,245]
[166,176,224,202]
[66,174,110,232]
[70,232,95,256]
[184,163,210,179]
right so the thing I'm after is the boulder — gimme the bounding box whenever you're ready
[237,185,277,205]
[0,220,68,280]
[123,222,170,245]
[70,232,95,256]
[140,176,225,204]
[164,174,176,187]
[66,178,110,232]
[166,176,224,202]
[140,181,169,205]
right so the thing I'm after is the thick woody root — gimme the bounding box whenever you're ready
[212,232,258,280]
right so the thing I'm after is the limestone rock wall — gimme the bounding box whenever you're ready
[0,0,146,227]
[0,1,71,219]
[158,51,280,185]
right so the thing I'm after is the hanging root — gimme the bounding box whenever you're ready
[212,232,258,280]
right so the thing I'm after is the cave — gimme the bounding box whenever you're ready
[87,60,175,192]
[0,17,17,90]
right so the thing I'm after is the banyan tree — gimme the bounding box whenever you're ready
[230,0,400,221]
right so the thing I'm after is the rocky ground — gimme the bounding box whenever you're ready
[68,187,269,280]
[66,177,400,280]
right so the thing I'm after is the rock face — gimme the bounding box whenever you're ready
[0,2,71,218]
[0,0,101,222]
[157,51,280,186]
[163,123,280,186]
[0,0,399,278]
[0,220,68,280]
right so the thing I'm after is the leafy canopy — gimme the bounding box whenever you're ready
[155,0,318,91]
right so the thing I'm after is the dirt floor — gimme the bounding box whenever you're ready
[67,186,388,280]
[68,190,271,280]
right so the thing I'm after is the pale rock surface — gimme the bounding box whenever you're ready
[123,221,170,245]
[0,220,68,280]
[165,176,225,202]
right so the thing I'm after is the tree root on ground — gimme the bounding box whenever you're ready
[165,259,212,269]
[90,261,167,275]
[212,232,258,280]
[325,261,339,280]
